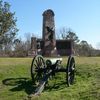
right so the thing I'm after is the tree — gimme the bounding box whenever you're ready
[13,33,34,57]
[56,27,69,39]
[0,0,18,55]
[66,30,80,43]
[14,38,27,57]
[56,27,79,43]
[79,40,94,56]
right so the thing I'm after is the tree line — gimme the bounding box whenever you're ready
[56,27,100,56]
[0,0,100,57]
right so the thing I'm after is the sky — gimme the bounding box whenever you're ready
[3,0,100,49]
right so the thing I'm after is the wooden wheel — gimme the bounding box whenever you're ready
[66,56,75,86]
[31,55,45,85]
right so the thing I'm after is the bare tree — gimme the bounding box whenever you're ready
[56,27,79,43]
[13,33,36,57]
[56,27,69,39]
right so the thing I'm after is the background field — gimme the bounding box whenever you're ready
[0,57,100,100]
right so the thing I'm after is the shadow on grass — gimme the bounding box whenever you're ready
[44,81,67,92]
[2,77,68,95]
[2,77,36,95]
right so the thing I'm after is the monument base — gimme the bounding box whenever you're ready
[43,47,58,57]
[28,50,37,57]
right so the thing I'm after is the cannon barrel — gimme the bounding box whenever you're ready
[46,58,62,66]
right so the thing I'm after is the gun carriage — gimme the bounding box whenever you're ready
[30,55,75,95]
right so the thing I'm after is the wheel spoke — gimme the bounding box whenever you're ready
[35,59,39,66]
[34,64,37,68]
[38,57,41,63]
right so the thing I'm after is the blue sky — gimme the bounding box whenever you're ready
[4,0,100,48]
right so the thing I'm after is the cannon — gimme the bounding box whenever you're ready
[30,55,75,95]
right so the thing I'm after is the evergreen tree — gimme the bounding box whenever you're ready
[0,0,18,55]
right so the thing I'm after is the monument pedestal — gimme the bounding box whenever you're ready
[28,50,37,57]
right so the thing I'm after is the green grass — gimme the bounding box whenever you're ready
[0,57,100,100]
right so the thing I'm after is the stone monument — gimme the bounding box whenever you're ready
[28,9,73,57]
[42,9,57,56]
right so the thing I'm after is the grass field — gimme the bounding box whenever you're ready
[0,57,100,100]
